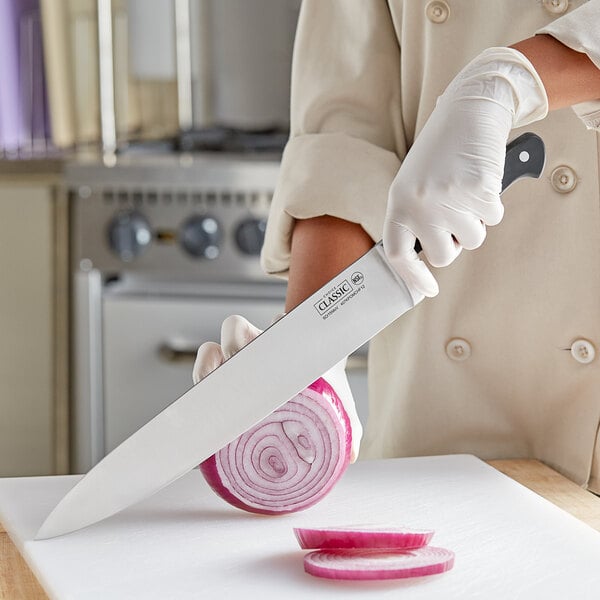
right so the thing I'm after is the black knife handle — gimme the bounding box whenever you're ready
[413,132,545,254]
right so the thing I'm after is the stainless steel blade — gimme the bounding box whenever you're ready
[36,132,545,539]
[37,245,414,539]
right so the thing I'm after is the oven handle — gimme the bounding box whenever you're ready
[158,342,369,371]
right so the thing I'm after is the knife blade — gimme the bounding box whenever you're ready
[36,132,545,539]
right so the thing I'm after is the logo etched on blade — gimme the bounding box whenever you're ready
[313,274,367,320]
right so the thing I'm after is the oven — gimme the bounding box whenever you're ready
[68,154,368,473]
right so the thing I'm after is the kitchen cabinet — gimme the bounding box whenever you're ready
[0,166,68,476]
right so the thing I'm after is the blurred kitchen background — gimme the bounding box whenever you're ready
[0,0,369,477]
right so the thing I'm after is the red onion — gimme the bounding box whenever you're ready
[199,377,351,514]
[303,547,455,581]
[294,525,434,550]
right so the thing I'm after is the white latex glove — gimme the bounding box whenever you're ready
[192,314,363,462]
[384,47,548,301]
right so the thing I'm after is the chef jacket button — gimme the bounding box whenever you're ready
[550,166,577,194]
[446,338,471,361]
[542,0,569,14]
[570,339,596,364]
[426,0,450,23]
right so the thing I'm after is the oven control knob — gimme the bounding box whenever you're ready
[107,210,152,262]
[235,217,266,256]
[180,215,221,259]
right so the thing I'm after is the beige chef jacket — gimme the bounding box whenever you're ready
[261,0,600,492]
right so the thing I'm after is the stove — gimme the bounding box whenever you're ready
[68,153,288,472]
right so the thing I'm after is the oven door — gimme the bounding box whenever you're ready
[102,287,284,456]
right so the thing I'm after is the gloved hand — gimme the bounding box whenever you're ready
[384,47,548,301]
[192,314,363,462]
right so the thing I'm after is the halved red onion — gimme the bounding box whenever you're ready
[303,547,455,581]
[294,525,435,550]
[199,377,351,514]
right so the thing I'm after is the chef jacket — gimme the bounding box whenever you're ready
[261,0,600,492]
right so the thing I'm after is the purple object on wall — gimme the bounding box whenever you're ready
[0,0,50,156]
[0,0,23,154]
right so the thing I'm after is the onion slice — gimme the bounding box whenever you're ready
[199,377,351,514]
[303,547,455,581]
[294,525,434,550]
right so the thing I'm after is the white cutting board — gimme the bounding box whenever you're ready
[1,455,600,599]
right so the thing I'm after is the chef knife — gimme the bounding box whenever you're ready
[37,132,545,539]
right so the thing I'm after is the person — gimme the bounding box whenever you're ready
[194,0,600,492]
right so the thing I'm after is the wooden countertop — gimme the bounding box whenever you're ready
[1,459,599,599]
[489,459,600,531]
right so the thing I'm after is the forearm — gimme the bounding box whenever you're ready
[285,216,374,311]
[512,34,600,110]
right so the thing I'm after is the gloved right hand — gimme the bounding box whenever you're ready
[384,47,548,301]
[193,314,363,462]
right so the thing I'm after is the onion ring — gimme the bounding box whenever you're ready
[200,377,351,514]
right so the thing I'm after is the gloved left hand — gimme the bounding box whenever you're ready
[193,314,363,462]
